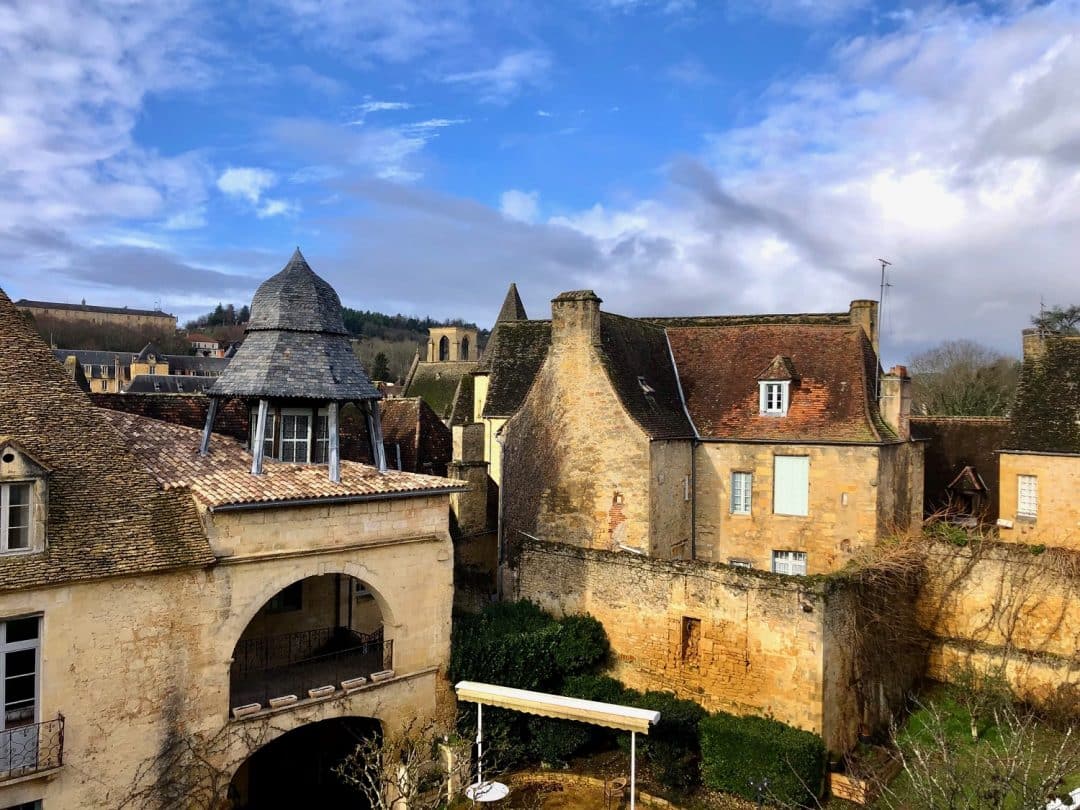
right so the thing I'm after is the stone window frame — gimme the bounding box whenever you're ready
[0,443,49,557]
[730,470,753,515]
[729,558,753,569]
[680,616,701,663]
[758,380,790,416]
[1016,474,1038,519]
[772,549,808,576]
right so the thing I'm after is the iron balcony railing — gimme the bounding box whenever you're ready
[230,627,392,710]
[0,715,64,780]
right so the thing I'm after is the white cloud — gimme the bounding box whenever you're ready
[257,199,294,218]
[442,50,552,103]
[217,168,277,204]
[500,189,540,223]
[666,58,716,86]
[537,109,553,117]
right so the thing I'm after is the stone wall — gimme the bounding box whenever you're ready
[511,540,919,753]
[919,540,1080,701]
[998,452,1080,549]
[0,494,454,809]
[911,416,1009,521]
[648,440,693,558]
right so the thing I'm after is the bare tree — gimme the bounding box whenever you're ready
[908,340,1020,417]
[334,717,473,810]
[883,700,1080,810]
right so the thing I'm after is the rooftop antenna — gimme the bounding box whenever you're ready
[875,258,892,401]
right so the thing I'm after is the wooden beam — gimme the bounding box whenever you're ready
[328,401,341,483]
[199,397,218,456]
[251,399,268,476]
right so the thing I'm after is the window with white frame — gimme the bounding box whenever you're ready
[82,364,92,377]
[249,408,277,460]
[773,455,810,516]
[280,410,311,462]
[759,381,790,416]
[1017,474,1038,518]
[1,616,40,731]
[729,558,753,569]
[772,550,807,576]
[730,471,752,515]
[0,483,31,553]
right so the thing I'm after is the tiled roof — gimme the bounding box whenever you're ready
[448,372,475,427]
[98,409,462,511]
[598,313,695,440]
[126,375,215,394]
[402,361,477,419]
[136,342,165,361]
[247,249,348,334]
[52,349,228,377]
[1006,335,1080,454]
[496,283,528,322]
[667,324,893,443]
[16,299,174,318]
[0,289,214,591]
[482,321,552,417]
[645,311,850,328]
[379,397,452,475]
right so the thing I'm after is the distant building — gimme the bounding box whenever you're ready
[16,298,177,332]
[402,323,480,424]
[187,331,224,357]
[53,345,228,393]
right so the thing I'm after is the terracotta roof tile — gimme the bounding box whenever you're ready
[667,324,892,443]
[98,410,463,510]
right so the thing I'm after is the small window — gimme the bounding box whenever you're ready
[280,411,311,463]
[0,483,32,552]
[729,558,753,569]
[1017,475,1038,518]
[148,364,156,374]
[460,336,470,361]
[266,582,303,614]
[249,408,277,460]
[759,381,789,416]
[773,456,810,516]
[82,364,92,377]
[680,617,701,662]
[1,616,41,732]
[312,411,330,464]
[772,550,807,576]
[438,335,450,362]
[731,471,752,515]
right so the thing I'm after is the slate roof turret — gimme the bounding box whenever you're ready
[208,249,380,401]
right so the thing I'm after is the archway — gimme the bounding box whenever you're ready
[460,336,470,360]
[229,716,380,809]
[438,335,450,361]
[229,574,390,712]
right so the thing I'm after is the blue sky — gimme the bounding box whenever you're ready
[2,0,1079,361]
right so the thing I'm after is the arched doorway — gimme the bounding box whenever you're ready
[438,335,450,361]
[230,716,380,809]
[229,575,390,712]
[460,336,470,360]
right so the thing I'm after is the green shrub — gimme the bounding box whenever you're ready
[637,691,708,792]
[699,712,825,807]
[527,717,593,764]
[553,614,610,674]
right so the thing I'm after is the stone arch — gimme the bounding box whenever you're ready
[438,335,450,362]
[221,560,400,660]
[460,335,470,360]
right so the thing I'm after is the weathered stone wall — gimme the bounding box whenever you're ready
[911,416,1010,521]
[919,540,1080,701]
[510,540,919,753]
[648,440,693,558]
[693,443,881,572]
[501,316,652,554]
[876,441,924,534]
[998,452,1080,549]
[0,495,454,809]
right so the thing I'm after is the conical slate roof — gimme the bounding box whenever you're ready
[496,282,528,322]
[209,250,379,401]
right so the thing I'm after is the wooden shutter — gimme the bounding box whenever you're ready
[773,456,809,516]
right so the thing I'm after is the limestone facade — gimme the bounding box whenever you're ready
[998,452,1080,549]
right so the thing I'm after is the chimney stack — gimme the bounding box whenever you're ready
[879,365,911,440]
[1021,328,1046,361]
[849,299,879,356]
[551,290,602,347]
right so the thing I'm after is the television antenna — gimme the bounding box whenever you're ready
[875,258,893,401]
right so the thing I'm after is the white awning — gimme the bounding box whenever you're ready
[455,681,660,734]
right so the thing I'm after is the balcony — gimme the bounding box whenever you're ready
[229,627,392,711]
[0,716,64,782]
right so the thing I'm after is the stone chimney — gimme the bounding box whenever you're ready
[879,365,912,440]
[1021,328,1046,361]
[551,290,602,347]
[849,299,879,356]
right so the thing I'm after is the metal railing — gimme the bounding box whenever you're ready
[0,715,64,780]
[230,627,392,709]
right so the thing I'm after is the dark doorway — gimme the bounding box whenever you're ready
[231,717,379,809]
[439,335,450,362]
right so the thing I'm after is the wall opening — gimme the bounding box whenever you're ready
[681,616,701,663]
[439,336,450,362]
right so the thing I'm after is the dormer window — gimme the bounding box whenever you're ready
[759,381,790,416]
[0,441,49,555]
[1,482,31,550]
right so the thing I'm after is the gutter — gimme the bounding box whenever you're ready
[210,485,467,513]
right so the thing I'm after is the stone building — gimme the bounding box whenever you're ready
[402,322,480,425]
[997,328,1080,548]
[0,252,461,808]
[53,344,228,393]
[16,298,177,332]
[449,286,926,752]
